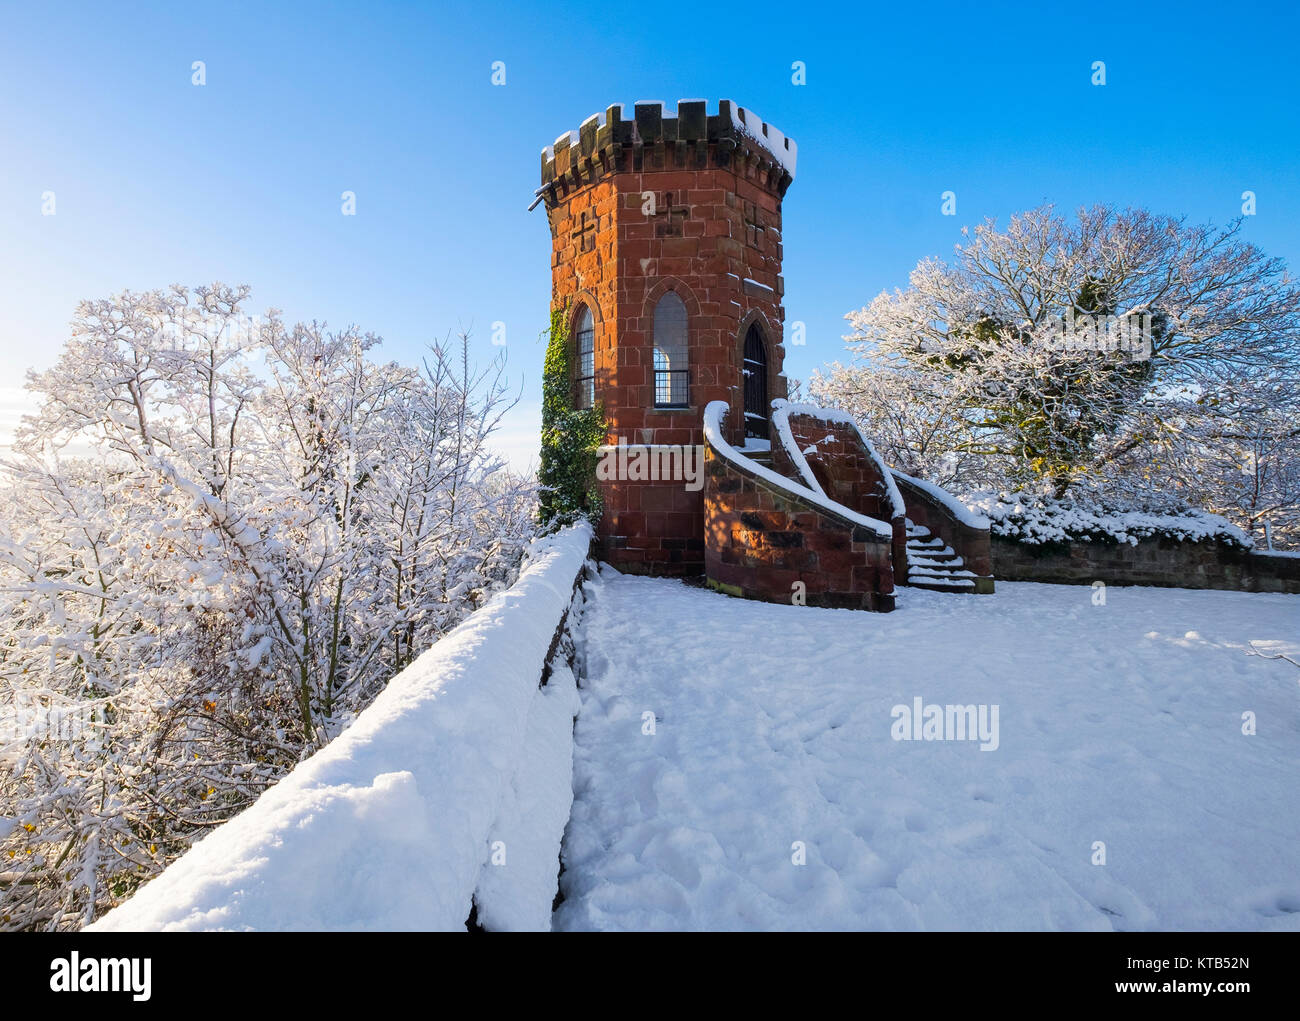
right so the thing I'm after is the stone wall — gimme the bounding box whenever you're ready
[89,524,596,933]
[772,415,896,522]
[991,535,1300,593]
[703,444,895,611]
[598,473,705,575]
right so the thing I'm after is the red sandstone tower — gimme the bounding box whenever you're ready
[536,99,796,575]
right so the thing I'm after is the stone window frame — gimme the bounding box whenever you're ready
[643,277,701,412]
[652,292,690,408]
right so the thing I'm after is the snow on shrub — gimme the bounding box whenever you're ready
[966,491,1253,548]
[89,523,592,932]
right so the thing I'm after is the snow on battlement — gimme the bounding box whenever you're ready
[535,99,796,211]
[540,100,795,174]
[726,102,797,178]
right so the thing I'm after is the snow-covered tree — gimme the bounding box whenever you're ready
[0,284,535,929]
[816,205,1300,544]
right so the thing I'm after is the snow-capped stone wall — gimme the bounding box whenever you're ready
[990,532,1300,593]
[703,402,896,611]
[967,492,1298,591]
[768,401,909,570]
[90,524,595,932]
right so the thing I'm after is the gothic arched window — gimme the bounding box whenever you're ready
[574,305,595,410]
[652,292,688,408]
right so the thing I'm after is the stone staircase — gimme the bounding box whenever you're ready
[729,434,992,599]
[904,519,978,592]
[737,441,774,469]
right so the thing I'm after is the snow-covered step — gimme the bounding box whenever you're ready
[909,576,977,590]
[909,567,978,580]
[902,528,981,593]
[901,516,987,593]
[907,548,962,562]
[909,550,951,564]
[915,554,967,569]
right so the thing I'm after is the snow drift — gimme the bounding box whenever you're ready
[90,523,593,932]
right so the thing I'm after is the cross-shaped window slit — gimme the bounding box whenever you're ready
[654,192,690,237]
[572,210,597,253]
[744,201,765,251]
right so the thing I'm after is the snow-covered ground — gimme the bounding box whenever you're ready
[555,571,1300,931]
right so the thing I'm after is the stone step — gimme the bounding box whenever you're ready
[909,567,977,580]
[908,576,977,592]
[908,554,964,568]
[901,516,991,594]
[907,541,956,553]
[908,546,960,559]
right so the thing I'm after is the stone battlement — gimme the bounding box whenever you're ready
[534,100,796,211]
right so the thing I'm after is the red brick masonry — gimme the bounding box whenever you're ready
[539,101,792,575]
[538,102,993,608]
[772,415,899,524]
[703,434,896,612]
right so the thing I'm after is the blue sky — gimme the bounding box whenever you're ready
[3,0,1298,467]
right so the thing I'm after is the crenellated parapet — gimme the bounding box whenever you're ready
[533,100,796,212]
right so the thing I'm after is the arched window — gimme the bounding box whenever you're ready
[574,305,595,410]
[652,292,688,408]
[743,324,768,437]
